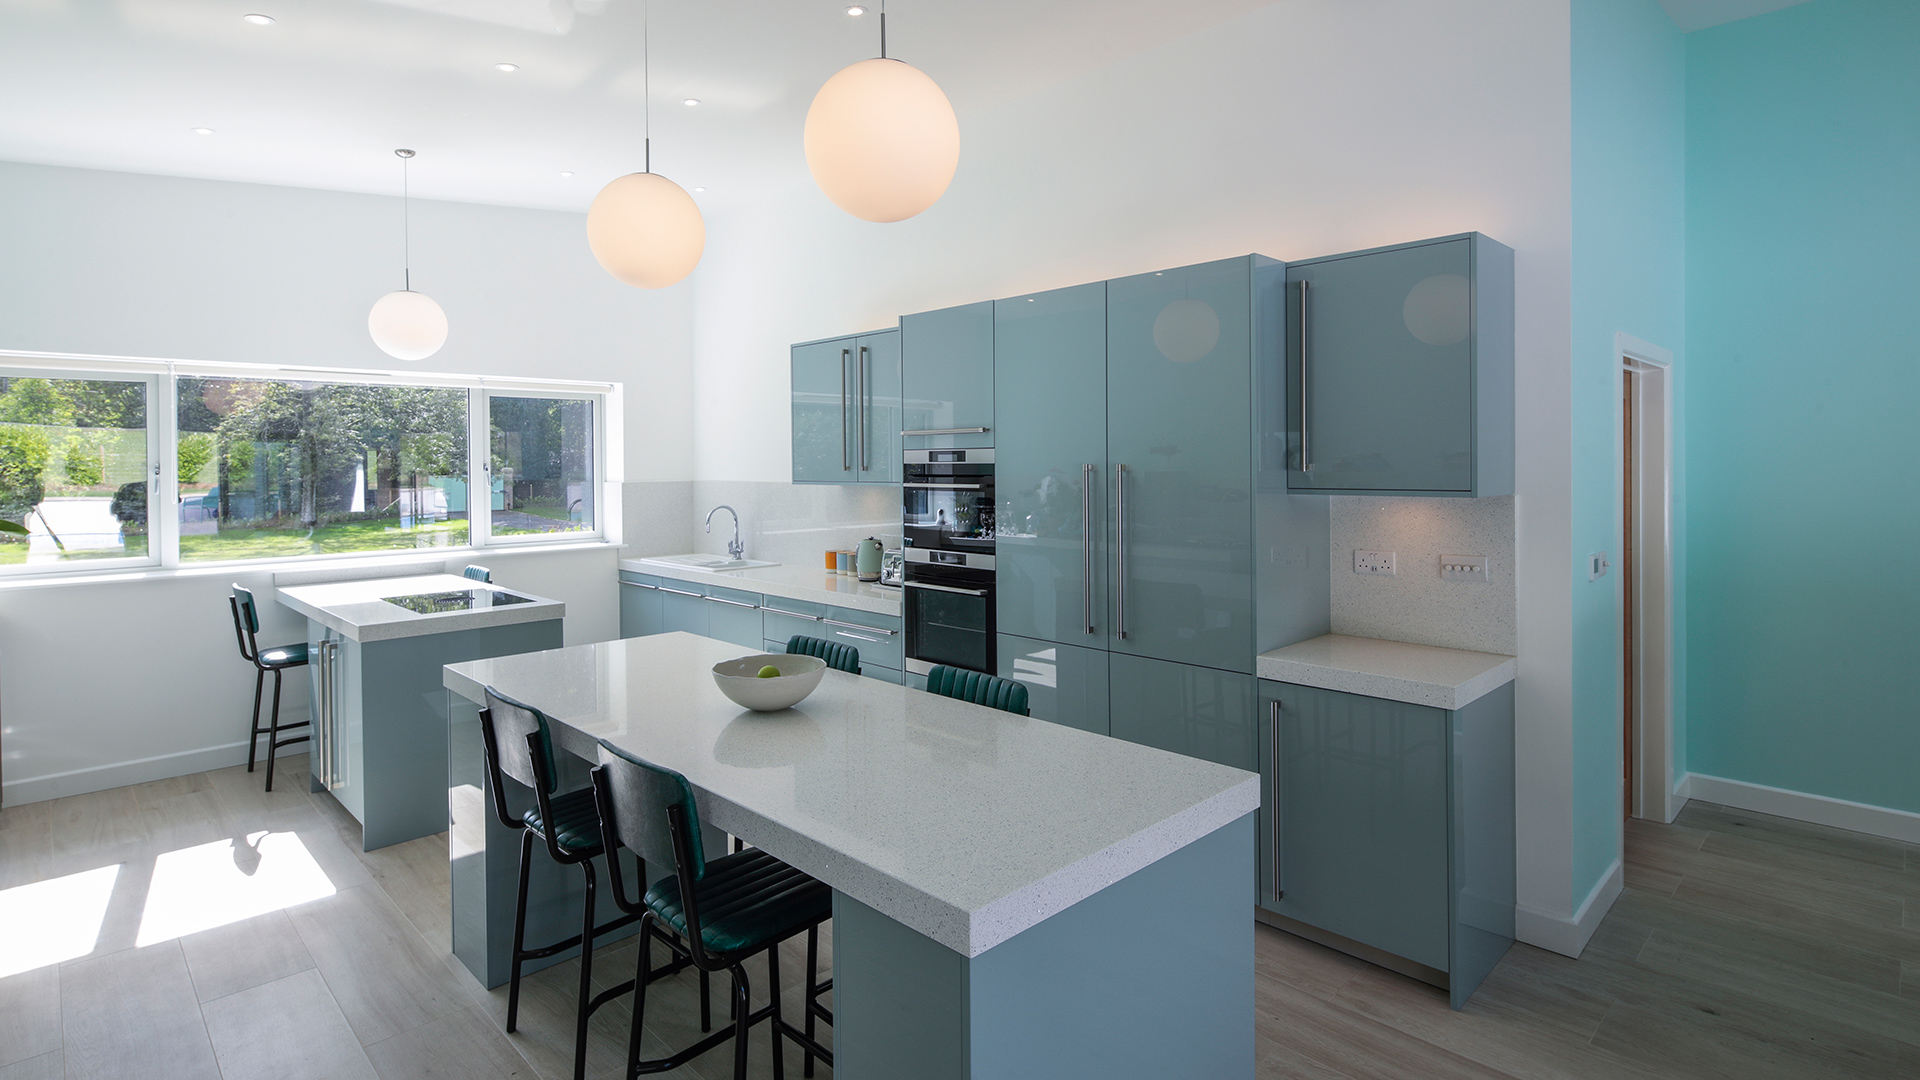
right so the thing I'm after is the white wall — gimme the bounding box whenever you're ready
[685,0,1579,935]
[0,161,695,803]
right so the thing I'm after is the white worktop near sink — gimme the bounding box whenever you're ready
[1257,633,1516,710]
[619,557,902,617]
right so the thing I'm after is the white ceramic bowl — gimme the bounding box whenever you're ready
[711,654,828,712]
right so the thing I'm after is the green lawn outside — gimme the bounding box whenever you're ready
[179,518,471,562]
[0,538,146,566]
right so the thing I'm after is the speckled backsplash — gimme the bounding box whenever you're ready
[1328,495,1517,656]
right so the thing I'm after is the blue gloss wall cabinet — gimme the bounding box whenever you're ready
[1107,257,1270,673]
[791,328,900,485]
[1285,233,1513,497]
[1257,678,1514,1009]
[994,282,1107,647]
[901,301,994,450]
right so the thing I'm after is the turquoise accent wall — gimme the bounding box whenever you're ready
[1571,0,1687,898]
[1685,0,1920,813]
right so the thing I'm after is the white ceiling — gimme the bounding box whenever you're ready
[1656,0,1814,33]
[0,0,1273,212]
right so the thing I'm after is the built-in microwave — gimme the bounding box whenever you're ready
[902,449,994,557]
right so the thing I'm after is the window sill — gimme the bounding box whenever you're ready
[0,537,619,593]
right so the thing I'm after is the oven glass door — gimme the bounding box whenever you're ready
[905,579,994,674]
[903,465,995,554]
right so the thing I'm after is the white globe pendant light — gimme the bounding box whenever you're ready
[587,0,704,289]
[805,5,958,223]
[368,149,448,361]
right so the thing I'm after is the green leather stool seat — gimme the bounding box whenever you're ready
[925,664,1031,716]
[257,642,309,667]
[785,634,860,675]
[642,847,832,959]
[522,787,606,855]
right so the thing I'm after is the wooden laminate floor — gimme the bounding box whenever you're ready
[2,756,1916,1079]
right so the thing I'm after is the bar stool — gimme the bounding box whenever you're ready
[228,585,310,791]
[463,564,492,583]
[479,688,644,1080]
[924,664,1031,716]
[590,738,834,1080]
[784,634,860,675]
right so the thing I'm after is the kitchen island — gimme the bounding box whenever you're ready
[278,572,564,850]
[444,631,1258,1080]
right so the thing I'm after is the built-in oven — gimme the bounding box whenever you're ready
[902,449,994,556]
[902,549,995,677]
[903,448,995,676]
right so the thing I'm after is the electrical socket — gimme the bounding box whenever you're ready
[1441,555,1488,582]
[1353,549,1396,576]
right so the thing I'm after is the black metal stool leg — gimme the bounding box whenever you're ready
[700,967,712,1032]
[803,925,819,1077]
[627,918,654,1080]
[246,668,265,772]
[264,668,285,792]
[768,943,786,1080]
[571,857,598,1080]
[506,829,536,1033]
[730,964,753,1080]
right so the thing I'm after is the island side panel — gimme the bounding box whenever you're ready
[358,619,564,850]
[1448,679,1515,1008]
[834,814,1255,1080]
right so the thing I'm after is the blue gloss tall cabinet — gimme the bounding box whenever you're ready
[901,301,994,450]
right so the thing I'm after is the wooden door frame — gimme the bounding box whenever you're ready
[1616,334,1677,823]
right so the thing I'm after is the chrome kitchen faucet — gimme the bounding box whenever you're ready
[705,505,745,561]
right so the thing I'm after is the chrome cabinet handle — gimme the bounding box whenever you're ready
[1114,463,1128,640]
[822,617,896,636]
[1298,279,1311,473]
[833,629,883,644]
[903,581,988,597]
[619,580,659,590]
[841,347,852,471]
[703,595,759,610]
[1082,463,1095,635]
[1270,698,1284,899]
[858,345,869,471]
[315,640,327,788]
[658,586,702,599]
[902,482,983,490]
[900,427,990,436]
[762,607,821,621]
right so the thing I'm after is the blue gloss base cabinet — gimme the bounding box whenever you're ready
[620,571,904,683]
[834,814,1254,1080]
[306,616,564,852]
[1256,679,1514,1008]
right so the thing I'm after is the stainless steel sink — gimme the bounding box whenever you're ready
[637,554,779,572]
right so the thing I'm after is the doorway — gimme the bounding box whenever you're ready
[1619,339,1677,822]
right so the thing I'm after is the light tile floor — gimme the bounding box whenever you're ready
[3,755,1917,1079]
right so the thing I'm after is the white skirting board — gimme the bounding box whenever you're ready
[1516,859,1623,959]
[1679,772,1920,845]
[0,740,270,806]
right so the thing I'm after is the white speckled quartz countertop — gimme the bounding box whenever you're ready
[1257,633,1516,710]
[278,574,565,643]
[619,557,901,617]
[446,632,1257,957]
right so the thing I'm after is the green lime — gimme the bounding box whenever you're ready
[756,665,782,679]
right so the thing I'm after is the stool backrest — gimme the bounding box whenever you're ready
[785,634,860,674]
[924,665,1031,716]
[481,687,558,795]
[462,565,492,583]
[229,585,260,662]
[592,739,707,883]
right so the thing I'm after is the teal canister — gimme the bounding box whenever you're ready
[855,537,883,582]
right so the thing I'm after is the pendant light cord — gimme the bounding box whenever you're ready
[880,0,887,59]
[643,0,651,173]
[395,148,416,291]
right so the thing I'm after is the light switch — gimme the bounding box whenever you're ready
[1589,552,1610,580]
[1353,549,1396,576]
[1441,555,1488,582]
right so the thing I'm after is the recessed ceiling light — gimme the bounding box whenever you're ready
[560,171,575,178]
[191,127,215,135]
[682,98,700,107]
[495,62,519,73]
[241,13,274,25]
[846,5,867,14]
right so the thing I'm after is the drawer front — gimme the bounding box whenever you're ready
[618,570,664,587]
[818,613,902,670]
[761,602,829,652]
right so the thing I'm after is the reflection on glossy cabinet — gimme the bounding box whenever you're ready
[994,282,1107,647]
[1257,678,1514,1009]
[792,329,899,486]
[901,301,993,449]
[1285,233,1513,496]
[1108,652,1255,771]
[997,632,1109,736]
[855,331,902,485]
[1107,257,1271,673]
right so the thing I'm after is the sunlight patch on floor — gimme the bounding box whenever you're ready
[0,864,121,977]
[136,831,336,947]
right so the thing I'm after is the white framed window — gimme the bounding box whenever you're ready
[0,352,613,578]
